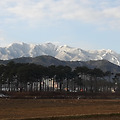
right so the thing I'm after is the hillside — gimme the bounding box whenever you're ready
[1,55,120,73]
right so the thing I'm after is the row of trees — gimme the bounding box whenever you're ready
[0,61,120,92]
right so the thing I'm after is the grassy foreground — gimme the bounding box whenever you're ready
[0,99,120,120]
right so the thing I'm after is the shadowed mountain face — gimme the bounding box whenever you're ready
[0,55,120,73]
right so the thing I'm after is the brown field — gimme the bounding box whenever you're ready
[0,98,120,120]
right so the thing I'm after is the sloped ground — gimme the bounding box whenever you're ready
[0,99,120,120]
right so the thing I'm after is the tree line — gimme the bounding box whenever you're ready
[0,61,120,93]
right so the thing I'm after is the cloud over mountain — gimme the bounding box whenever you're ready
[1,0,120,29]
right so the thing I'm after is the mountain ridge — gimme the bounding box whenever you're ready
[0,42,120,66]
[0,55,120,73]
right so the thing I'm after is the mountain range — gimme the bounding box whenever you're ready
[0,42,120,67]
[0,55,120,73]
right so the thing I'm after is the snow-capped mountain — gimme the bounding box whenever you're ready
[0,42,120,66]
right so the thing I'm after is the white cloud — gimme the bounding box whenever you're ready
[0,29,10,47]
[0,37,5,41]
[1,0,120,29]
[0,36,8,47]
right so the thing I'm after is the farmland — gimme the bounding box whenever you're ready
[0,98,120,120]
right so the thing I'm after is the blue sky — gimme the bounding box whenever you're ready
[0,0,120,53]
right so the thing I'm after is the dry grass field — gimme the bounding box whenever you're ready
[0,98,120,120]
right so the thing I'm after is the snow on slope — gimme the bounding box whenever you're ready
[0,42,120,66]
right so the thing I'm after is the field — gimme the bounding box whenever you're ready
[0,98,120,120]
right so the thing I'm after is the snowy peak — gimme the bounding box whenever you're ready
[0,42,120,66]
